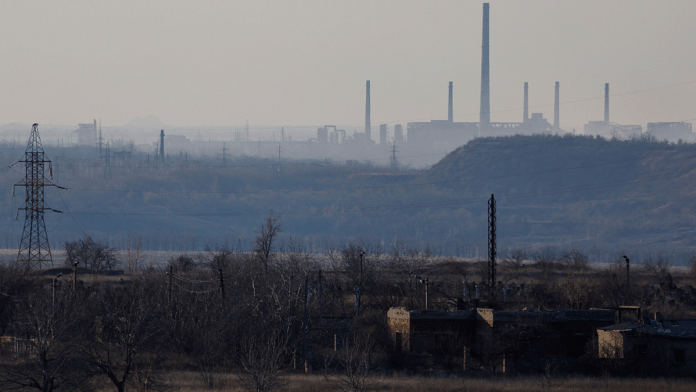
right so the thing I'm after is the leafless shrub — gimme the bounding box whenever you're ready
[533,247,557,282]
[560,248,589,271]
[338,332,375,392]
[506,248,527,274]
[167,254,196,272]
[237,322,289,392]
[126,232,144,272]
[641,253,670,276]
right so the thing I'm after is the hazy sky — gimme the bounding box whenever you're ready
[1,0,695,133]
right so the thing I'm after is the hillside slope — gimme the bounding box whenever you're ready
[0,134,695,264]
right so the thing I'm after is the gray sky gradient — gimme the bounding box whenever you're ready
[1,0,695,133]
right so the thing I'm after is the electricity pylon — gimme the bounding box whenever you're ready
[12,124,64,270]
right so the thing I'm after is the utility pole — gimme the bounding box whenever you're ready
[390,144,398,170]
[12,124,65,270]
[218,268,225,299]
[355,251,365,315]
[98,118,103,159]
[416,276,429,311]
[168,266,173,304]
[488,194,497,299]
[221,142,228,167]
[623,255,630,302]
[53,273,63,308]
[103,142,111,178]
[159,129,165,162]
[73,261,79,298]
[302,274,309,372]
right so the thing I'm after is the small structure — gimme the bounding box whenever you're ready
[597,318,696,376]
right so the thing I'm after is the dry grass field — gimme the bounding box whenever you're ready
[155,372,696,392]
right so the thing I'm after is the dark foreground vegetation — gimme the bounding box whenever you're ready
[1,213,696,391]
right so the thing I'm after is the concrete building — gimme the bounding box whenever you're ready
[597,318,696,376]
[388,307,615,373]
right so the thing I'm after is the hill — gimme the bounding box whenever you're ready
[0,133,695,265]
[419,133,696,261]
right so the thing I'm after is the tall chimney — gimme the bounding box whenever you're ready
[365,80,371,142]
[523,82,529,123]
[479,3,490,136]
[448,81,453,122]
[554,81,560,130]
[604,83,609,123]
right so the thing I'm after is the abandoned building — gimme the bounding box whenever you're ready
[387,307,615,373]
[598,318,696,376]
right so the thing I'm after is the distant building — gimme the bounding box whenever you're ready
[394,124,404,145]
[75,120,97,146]
[647,122,694,142]
[583,121,642,139]
[406,121,478,153]
[584,121,611,135]
[166,135,191,151]
[317,125,347,144]
[406,114,553,156]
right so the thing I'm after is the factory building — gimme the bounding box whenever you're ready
[647,122,694,142]
[75,120,97,146]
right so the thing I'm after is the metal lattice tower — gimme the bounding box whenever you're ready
[13,124,63,270]
[487,194,496,298]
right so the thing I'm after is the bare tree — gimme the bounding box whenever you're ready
[237,318,291,392]
[0,288,87,391]
[83,275,161,392]
[125,232,144,272]
[333,241,382,315]
[388,239,432,309]
[506,248,527,274]
[65,236,119,274]
[560,248,589,271]
[532,247,557,283]
[255,211,282,271]
[167,254,196,272]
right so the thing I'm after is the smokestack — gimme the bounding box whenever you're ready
[448,81,453,122]
[479,3,490,136]
[365,80,371,142]
[523,82,528,123]
[604,83,609,123]
[554,81,560,130]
